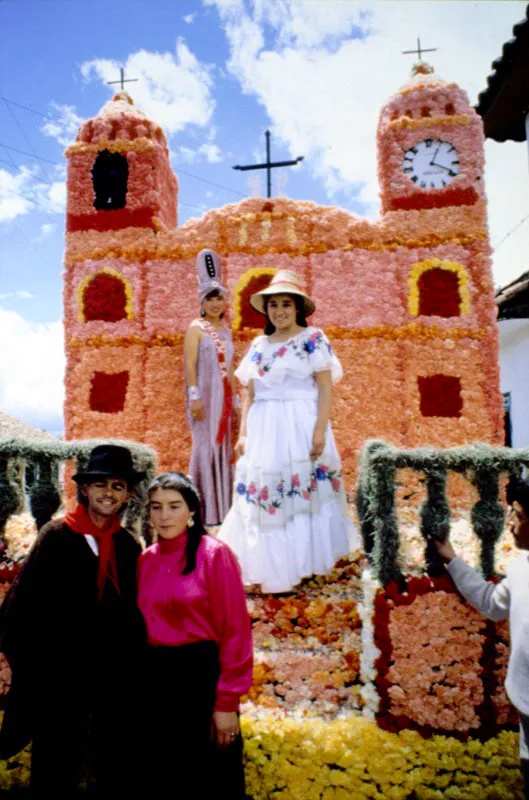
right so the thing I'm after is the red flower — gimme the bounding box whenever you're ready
[83,273,127,322]
[268,505,276,515]
[292,474,300,488]
[89,371,129,413]
[418,375,463,418]
[248,482,257,496]
[259,487,269,501]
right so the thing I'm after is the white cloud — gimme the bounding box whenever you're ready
[0,291,34,300]
[40,223,56,237]
[208,0,529,282]
[0,167,35,222]
[183,13,196,24]
[81,39,215,135]
[0,308,64,432]
[41,103,84,147]
[177,142,223,163]
[0,165,66,223]
[45,180,67,214]
[252,0,371,49]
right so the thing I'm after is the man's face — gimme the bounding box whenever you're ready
[507,500,529,550]
[82,477,131,524]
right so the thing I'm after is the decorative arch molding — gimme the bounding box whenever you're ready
[232,267,277,331]
[77,267,134,323]
[408,258,471,318]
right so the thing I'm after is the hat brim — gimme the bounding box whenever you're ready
[72,470,146,487]
[250,285,315,317]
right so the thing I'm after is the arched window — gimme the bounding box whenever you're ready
[233,268,277,331]
[89,372,129,413]
[82,272,128,322]
[408,259,471,318]
[418,268,461,317]
[92,150,128,210]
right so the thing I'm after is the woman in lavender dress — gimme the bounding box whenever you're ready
[184,250,239,526]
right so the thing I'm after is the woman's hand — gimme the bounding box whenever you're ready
[430,536,456,564]
[213,710,240,748]
[234,436,246,460]
[190,399,205,421]
[310,426,326,460]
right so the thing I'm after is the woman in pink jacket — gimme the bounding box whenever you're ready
[137,472,253,799]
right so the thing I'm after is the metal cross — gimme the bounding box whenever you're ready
[233,130,304,198]
[107,67,138,92]
[402,38,437,62]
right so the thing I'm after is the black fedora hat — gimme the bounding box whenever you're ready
[73,445,146,487]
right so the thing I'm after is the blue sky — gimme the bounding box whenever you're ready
[1,0,528,433]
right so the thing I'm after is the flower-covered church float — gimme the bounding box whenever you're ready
[63,62,503,484]
[49,63,526,798]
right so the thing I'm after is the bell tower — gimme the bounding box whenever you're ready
[65,91,178,232]
[63,92,178,444]
[377,63,486,213]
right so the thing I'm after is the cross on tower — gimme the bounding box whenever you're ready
[107,67,138,92]
[233,130,304,198]
[402,37,437,62]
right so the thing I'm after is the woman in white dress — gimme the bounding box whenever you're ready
[218,270,359,593]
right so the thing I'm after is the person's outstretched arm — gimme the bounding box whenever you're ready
[433,537,510,621]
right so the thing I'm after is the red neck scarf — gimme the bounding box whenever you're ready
[64,504,122,599]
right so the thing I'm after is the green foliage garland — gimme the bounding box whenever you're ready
[357,441,529,584]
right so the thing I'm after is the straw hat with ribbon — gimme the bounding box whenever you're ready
[250,270,315,317]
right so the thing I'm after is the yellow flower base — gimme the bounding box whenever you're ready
[0,712,521,797]
[240,714,522,800]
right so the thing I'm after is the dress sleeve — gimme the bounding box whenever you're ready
[446,557,510,621]
[305,328,343,384]
[234,337,261,387]
[207,543,253,712]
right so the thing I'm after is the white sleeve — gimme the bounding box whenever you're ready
[234,338,260,386]
[304,329,343,384]
[446,556,510,621]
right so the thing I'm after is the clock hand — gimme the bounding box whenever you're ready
[430,160,452,173]
[429,143,441,166]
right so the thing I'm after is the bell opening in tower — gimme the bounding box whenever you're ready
[92,150,129,211]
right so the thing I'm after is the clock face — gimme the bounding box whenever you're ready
[402,139,460,189]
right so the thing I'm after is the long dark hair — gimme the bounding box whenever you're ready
[263,293,308,335]
[147,472,206,574]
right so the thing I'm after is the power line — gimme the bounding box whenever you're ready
[176,166,246,198]
[1,97,250,200]
[1,96,53,120]
[0,142,59,166]
[3,99,54,184]
[494,212,529,251]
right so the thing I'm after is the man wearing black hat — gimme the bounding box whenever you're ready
[0,444,147,798]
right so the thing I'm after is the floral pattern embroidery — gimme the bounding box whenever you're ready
[250,329,332,378]
[236,464,342,514]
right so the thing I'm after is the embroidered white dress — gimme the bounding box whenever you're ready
[218,326,359,593]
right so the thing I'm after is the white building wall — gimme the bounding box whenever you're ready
[499,318,529,448]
